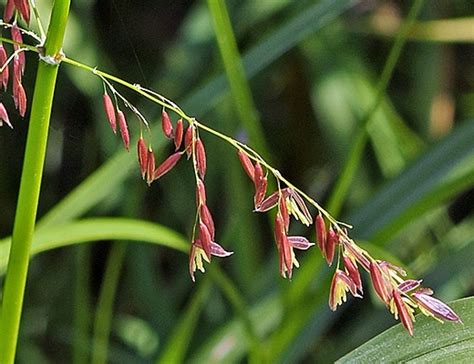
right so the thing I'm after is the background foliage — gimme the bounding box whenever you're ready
[0,0,473,362]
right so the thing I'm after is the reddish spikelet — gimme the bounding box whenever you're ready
[102,93,117,133]
[17,83,26,117]
[0,103,12,128]
[11,25,25,74]
[393,290,414,336]
[412,290,461,323]
[13,56,22,88]
[137,137,148,179]
[315,214,327,257]
[398,280,422,293]
[184,125,194,159]
[14,0,30,24]
[154,152,182,180]
[343,255,362,293]
[287,236,314,250]
[279,195,290,232]
[342,240,371,271]
[146,148,155,186]
[329,269,360,311]
[0,45,9,91]
[196,178,206,205]
[325,227,337,266]
[254,190,279,212]
[200,204,215,240]
[189,244,198,282]
[161,109,173,138]
[210,241,233,257]
[370,261,391,304]
[199,222,212,260]
[12,78,27,117]
[253,162,263,189]
[288,190,313,225]
[252,162,266,208]
[275,213,292,278]
[195,138,207,179]
[237,151,255,181]
[254,175,267,208]
[117,110,129,150]
[4,0,15,22]
[174,119,183,151]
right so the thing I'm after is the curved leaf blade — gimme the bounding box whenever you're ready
[0,218,188,274]
[337,297,474,363]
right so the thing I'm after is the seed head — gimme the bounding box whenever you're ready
[161,109,173,138]
[196,178,206,205]
[199,222,212,260]
[146,148,155,186]
[412,290,461,323]
[287,236,314,250]
[343,255,362,293]
[315,214,327,257]
[275,213,292,278]
[11,25,25,74]
[174,118,183,151]
[0,103,12,128]
[200,204,215,241]
[13,79,27,117]
[184,124,194,159]
[102,93,117,133]
[329,269,360,311]
[154,152,182,180]
[4,0,15,22]
[237,151,255,181]
[370,261,391,304]
[279,195,290,232]
[14,0,30,24]
[117,110,129,150]
[392,289,414,336]
[137,137,148,179]
[254,175,267,208]
[0,45,9,91]
[195,138,206,179]
[325,227,337,266]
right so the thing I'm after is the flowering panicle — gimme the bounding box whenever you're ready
[103,93,233,279]
[1,0,461,338]
[235,147,460,334]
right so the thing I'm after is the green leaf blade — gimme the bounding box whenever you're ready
[337,297,474,363]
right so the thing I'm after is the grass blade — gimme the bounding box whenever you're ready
[337,297,474,363]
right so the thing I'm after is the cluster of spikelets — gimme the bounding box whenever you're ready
[0,17,29,128]
[101,92,462,334]
[102,91,233,282]
[235,148,461,335]
[0,0,462,336]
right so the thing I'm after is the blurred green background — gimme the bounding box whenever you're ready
[0,0,473,362]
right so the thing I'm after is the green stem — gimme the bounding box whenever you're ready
[73,246,92,364]
[91,242,127,364]
[326,0,425,217]
[0,1,71,363]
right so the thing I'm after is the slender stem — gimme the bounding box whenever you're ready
[91,242,127,364]
[0,1,71,363]
[73,246,92,364]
